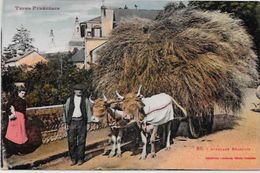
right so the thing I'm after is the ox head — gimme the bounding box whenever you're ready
[116,85,143,100]
[89,94,112,126]
[90,94,123,119]
[116,85,145,121]
[90,94,113,118]
[90,94,132,128]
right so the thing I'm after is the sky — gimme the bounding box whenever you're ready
[1,0,182,52]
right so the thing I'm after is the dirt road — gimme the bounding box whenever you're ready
[41,88,260,170]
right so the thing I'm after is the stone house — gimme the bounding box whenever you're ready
[5,50,48,69]
[80,6,161,68]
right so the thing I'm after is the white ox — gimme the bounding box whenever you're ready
[116,86,187,159]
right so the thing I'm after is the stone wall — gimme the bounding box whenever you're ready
[26,105,106,144]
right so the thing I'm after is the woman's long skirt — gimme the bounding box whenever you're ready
[5,111,28,144]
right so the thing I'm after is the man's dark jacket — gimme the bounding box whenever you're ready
[63,96,92,125]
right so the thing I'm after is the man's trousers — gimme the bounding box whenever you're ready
[68,119,87,161]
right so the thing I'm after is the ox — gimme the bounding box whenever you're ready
[116,86,187,159]
[89,94,133,157]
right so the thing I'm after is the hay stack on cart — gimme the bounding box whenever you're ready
[93,5,258,138]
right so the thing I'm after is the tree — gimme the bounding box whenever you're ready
[1,56,8,73]
[188,1,260,73]
[24,55,92,107]
[4,25,36,59]
[1,66,27,93]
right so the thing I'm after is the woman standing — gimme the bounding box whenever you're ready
[5,87,28,155]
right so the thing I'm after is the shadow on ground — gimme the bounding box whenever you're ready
[212,114,240,133]
[176,113,241,138]
[103,114,241,158]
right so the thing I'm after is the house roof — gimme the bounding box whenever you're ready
[69,48,85,63]
[83,8,161,24]
[113,9,161,23]
[88,16,101,23]
[68,40,84,47]
[6,50,46,63]
[81,16,101,24]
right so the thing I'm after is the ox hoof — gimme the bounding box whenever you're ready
[151,153,156,158]
[108,152,115,158]
[116,153,122,157]
[139,155,147,160]
[165,146,171,151]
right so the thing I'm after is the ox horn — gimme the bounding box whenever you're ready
[89,94,95,104]
[116,91,124,100]
[136,85,142,97]
[103,93,108,102]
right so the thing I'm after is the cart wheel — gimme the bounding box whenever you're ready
[171,119,180,138]
[201,108,214,134]
[205,113,214,133]
[188,116,202,138]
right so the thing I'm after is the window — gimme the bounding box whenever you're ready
[91,26,101,37]
[94,28,101,37]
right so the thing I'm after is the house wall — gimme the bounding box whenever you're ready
[92,43,106,63]
[75,63,85,69]
[82,6,114,69]
[85,38,107,68]
[16,52,48,67]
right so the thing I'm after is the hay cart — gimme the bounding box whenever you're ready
[92,6,257,140]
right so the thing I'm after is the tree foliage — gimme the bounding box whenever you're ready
[4,25,36,59]
[2,54,93,107]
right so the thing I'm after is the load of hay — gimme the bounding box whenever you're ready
[93,5,258,114]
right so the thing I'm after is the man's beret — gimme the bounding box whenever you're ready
[73,84,85,90]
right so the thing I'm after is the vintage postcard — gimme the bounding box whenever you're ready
[1,0,260,171]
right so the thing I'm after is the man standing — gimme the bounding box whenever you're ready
[63,84,93,166]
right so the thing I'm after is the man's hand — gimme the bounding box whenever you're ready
[9,114,16,120]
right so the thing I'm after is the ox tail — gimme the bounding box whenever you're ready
[171,97,187,117]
